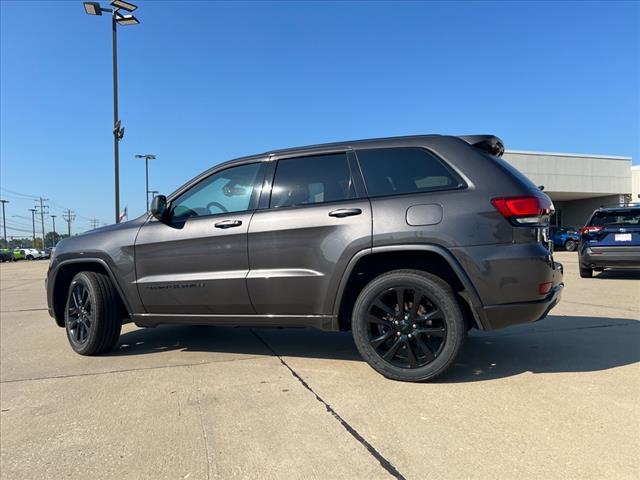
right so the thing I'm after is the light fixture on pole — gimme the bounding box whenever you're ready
[83,1,141,223]
[135,154,157,211]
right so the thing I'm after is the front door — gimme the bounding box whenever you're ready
[135,161,263,314]
[247,152,372,315]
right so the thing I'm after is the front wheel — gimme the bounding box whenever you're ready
[352,270,465,382]
[65,271,122,355]
[564,239,577,252]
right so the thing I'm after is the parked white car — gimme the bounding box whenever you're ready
[24,249,43,260]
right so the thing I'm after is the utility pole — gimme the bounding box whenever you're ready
[0,199,8,247]
[51,215,57,246]
[63,209,76,236]
[35,198,49,248]
[89,218,100,230]
[28,208,37,248]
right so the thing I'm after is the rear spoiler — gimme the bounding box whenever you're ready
[458,135,505,157]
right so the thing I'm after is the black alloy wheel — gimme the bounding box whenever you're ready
[352,270,465,382]
[366,286,447,369]
[66,281,93,348]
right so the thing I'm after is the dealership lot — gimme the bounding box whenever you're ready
[1,252,638,480]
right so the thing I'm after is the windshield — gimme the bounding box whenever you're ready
[590,210,640,227]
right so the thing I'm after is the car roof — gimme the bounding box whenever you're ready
[594,205,640,213]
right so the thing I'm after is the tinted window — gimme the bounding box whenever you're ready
[270,153,355,208]
[590,210,640,227]
[171,163,260,221]
[356,147,461,197]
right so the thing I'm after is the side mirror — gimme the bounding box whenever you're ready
[150,195,169,221]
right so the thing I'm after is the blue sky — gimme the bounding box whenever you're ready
[1,1,639,235]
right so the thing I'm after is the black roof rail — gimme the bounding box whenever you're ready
[458,135,505,157]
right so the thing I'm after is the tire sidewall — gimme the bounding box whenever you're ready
[352,271,465,382]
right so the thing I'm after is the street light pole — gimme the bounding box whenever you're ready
[0,199,8,247]
[84,1,140,224]
[135,154,156,211]
[112,11,120,224]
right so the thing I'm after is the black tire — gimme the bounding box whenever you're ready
[564,240,577,252]
[26,255,33,260]
[64,271,122,355]
[352,269,465,382]
[579,265,593,278]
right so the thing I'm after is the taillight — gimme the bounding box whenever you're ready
[491,195,554,226]
[579,226,603,236]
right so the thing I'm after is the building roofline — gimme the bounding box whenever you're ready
[505,149,632,161]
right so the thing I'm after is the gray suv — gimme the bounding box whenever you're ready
[46,134,563,382]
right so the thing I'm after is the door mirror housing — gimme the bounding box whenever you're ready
[150,195,169,221]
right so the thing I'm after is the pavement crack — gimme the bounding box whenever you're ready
[190,369,213,480]
[250,329,406,480]
[0,355,268,384]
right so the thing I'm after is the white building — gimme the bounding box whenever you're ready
[503,150,634,227]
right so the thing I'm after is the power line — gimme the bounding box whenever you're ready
[89,218,100,229]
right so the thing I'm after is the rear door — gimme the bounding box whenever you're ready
[247,151,371,315]
[135,161,264,314]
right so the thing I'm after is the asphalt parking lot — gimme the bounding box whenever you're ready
[1,252,638,480]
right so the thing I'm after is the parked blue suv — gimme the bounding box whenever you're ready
[550,227,580,251]
[578,205,640,277]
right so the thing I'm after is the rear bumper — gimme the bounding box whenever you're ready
[581,247,640,268]
[480,281,564,330]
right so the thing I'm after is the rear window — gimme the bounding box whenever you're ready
[590,210,640,227]
[355,147,462,198]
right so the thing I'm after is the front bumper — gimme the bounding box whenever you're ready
[581,247,640,268]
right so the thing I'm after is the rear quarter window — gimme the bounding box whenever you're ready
[355,147,463,198]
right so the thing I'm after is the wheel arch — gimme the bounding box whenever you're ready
[333,245,486,331]
[50,259,131,327]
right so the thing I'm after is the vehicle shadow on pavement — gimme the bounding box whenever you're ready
[109,314,640,382]
[593,269,640,280]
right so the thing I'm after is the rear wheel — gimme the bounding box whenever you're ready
[351,270,465,382]
[579,265,593,278]
[564,239,577,252]
[65,271,122,355]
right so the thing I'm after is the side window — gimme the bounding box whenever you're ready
[171,163,261,221]
[356,147,462,198]
[270,153,355,208]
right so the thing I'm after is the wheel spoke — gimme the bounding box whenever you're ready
[410,290,423,318]
[72,288,81,309]
[367,314,393,328]
[395,288,405,314]
[415,336,435,360]
[405,339,418,367]
[417,308,443,322]
[416,326,446,337]
[373,300,395,317]
[382,338,403,361]
[81,289,90,308]
[370,330,393,348]
[67,317,79,329]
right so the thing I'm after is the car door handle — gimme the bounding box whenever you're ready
[215,219,242,229]
[328,208,362,218]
